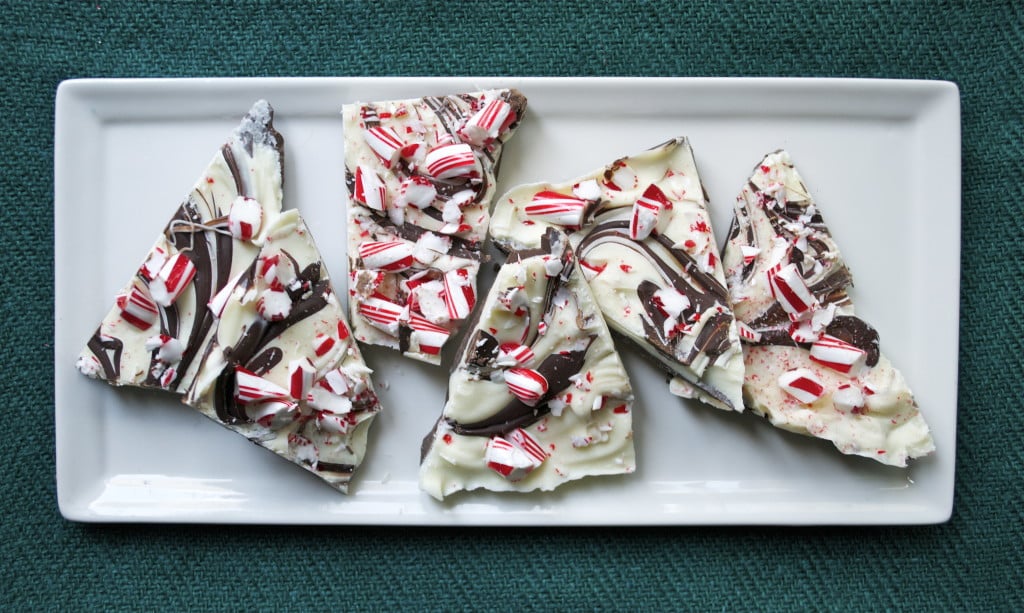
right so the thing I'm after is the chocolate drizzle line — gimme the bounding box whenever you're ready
[86,332,123,380]
[738,157,880,365]
[449,338,595,438]
[211,257,330,424]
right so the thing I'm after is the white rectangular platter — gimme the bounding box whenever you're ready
[55,77,960,524]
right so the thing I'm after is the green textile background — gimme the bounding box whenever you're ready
[5,0,1021,610]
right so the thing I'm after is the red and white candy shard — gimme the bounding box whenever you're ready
[398,175,436,210]
[424,143,479,179]
[258,254,296,290]
[364,125,405,168]
[227,196,263,240]
[257,288,292,321]
[313,332,336,357]
[504,367,548,406]
[778,368,825,404]
[443,268,476,320]
[408,313,451,356]
[358,295,405,335]
[117,283,159,330]
[144,334,184,364]
[523,191,587,227]
[316,410,353,435]
[458,97,513,146]
[496,342,535,367]
[736,321,762,342]
[358,240,415,272]
[149,253,196,306]
[767,263,817,320]
[139,246,168,281]
[246,398,298,429]
[354,164,387,212]
[832,383,866,413]
[809,334,867,375]
[235,366,289,404]
[629,184,671,240]
[652,287,690,320]
[484,435,543,481]
[740,245,761,265]
[508,428,547,464]
[288,358,316,401]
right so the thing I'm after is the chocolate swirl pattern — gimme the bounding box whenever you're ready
[419,229,635,500]
[721,150,933,466]
[186,211,383,493]
[343,89,528,364]
[490,137,745,411]
[76,100,284,393]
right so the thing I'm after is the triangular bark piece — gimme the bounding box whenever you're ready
[721,150,934,466]
[419,229,635,499]
[77,100,284,393]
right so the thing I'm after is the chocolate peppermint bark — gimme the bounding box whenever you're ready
[185,210,383,493]
[419,229,635,500]
[343,89,527,364]
[721,150,933,466]
[490,137,744,411]
[77,100,284,393]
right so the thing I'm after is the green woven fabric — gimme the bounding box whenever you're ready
[5,0,1021,609]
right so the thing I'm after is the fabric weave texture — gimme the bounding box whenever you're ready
[4,1,1021,610]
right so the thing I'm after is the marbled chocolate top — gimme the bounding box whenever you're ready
[490,137,744,411]
[77,100,284,393]
[419,229,635,500]
[343,89,527,364]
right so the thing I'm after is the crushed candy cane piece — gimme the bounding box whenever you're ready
[235,366,288,404]
[496,342,535,367]
[149,253,196,306]
[443,268,475,320]
[458,97,513,145]
[398,175,436,209]
[767,262,817,319]
[227,196,263,240]
[810,334,868,375]
[353,164,387,212]
[117,283,159,330]
[484,435,543,481]
[523,191,587,227]
[832,383,866,413]
[504,367,548,406]
[358,240,415,272]
[257,288,292,321]
[364,125,405,168]
[629,184,671,240]
[288,358,316,400]
[425,143,478,179]
[778,368,825,404]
